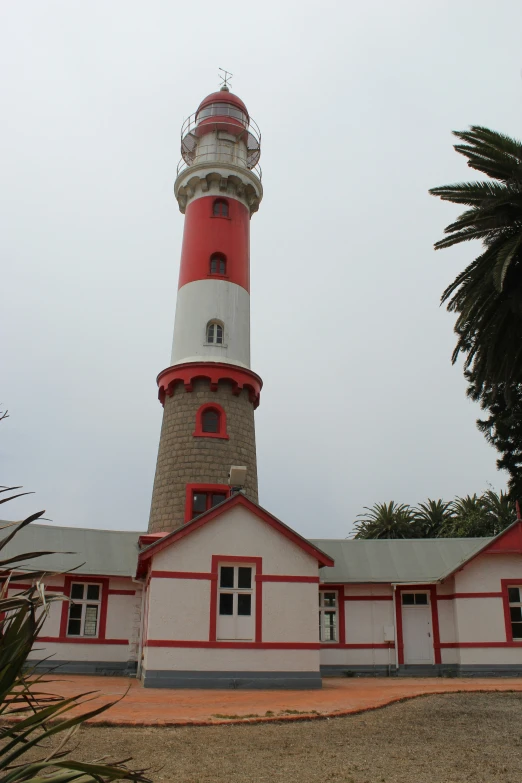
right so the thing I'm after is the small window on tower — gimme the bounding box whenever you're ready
[206,321,224,344]
[213,199,229,218]
[202,409,219,433]
[209,253,226,276]
[193,403,229,439]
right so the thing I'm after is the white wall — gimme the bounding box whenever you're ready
[171,280,250,368]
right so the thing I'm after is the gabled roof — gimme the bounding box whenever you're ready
[0,523,143,577]
[437,518,522,581]
[311,536,489,584]
[137,493,334,577]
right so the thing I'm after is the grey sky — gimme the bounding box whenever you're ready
[2,0,522,539]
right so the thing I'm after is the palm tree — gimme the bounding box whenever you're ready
[414,499,454,537]
[353,502,416,539]
[430,126,522,395]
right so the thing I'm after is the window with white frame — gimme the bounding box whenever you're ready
[217,565,254,640]
[319,590,338,642]
[206,321,224,345]
[67,582,102,637]
[508,586,522,640]
[402,592,429,606]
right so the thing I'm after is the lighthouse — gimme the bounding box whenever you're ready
[147,83,263,533]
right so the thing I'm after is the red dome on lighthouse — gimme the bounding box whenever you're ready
[196,87,249,122]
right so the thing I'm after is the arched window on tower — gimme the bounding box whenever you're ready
[206,320,224,345]
[209,253,226,276]
[193,403,229,440]
[213,199,229,218]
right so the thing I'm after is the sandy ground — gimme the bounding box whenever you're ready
[39,692,522,783]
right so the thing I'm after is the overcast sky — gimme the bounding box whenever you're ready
[2,0,522,539]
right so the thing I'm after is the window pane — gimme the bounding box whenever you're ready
[219,593,233,615]
[323,592,336,607]
[202,410,219,433]
[192,493,207,514]
[511,607,522,622]
[207,324,214,343]
[70,583,84,600]
[67,618,81,636]
[213,201,220,216]
[84,605,99,636]
[69,604,82,619]
[210,259,217,273]
[402,593,415,605]
[219,260,226,275]
[220,567,234,588]
[508,587,521,604]
[238,567,252,589]
[512,622,522,640]
[211,493,226,507]
[216,325,223,344]
[415,594,428,605]
[237,594,251,616]
[86,584,100,601]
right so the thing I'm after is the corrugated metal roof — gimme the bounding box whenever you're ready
[0,524,143,578]
[310,537,490,583]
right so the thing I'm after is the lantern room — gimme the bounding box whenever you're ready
[179,86,261,177]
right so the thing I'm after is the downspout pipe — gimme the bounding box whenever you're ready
[132,577,146,680]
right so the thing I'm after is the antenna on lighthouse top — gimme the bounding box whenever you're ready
[219,68,233,92]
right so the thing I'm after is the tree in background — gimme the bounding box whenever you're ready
[352,491,516,539]
[467,373,522,502]
[430,127,522,499]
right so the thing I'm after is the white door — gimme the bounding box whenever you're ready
[402,592,433,664]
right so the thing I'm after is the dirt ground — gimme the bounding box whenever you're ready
[51,692,522,783]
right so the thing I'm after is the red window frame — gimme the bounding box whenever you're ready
[185,483,230,523]
[193,403,229,439]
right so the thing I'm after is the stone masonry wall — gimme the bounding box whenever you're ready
[148,379,258,533]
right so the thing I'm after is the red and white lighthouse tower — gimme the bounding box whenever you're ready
[148,83,263,533]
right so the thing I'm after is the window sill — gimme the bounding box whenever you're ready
[206,274,229,281]
[193,431,230,440]
[203,342,228,348]
[210,216,232,221]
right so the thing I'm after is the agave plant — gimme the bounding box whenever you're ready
[0,486,151,783]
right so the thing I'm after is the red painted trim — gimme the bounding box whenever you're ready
[440,520,522,580]
[157,362,263,409]
[394,586,440,665]
[177,196,250,292]
[258,575,319,583]
[193,402,229,439]
[501,579,522,644]
[38,636,128,645]
[321,643,394,650]
[139,533,167,548]
[440,641,522,648]
[318,584,346,645]
[59,576,109,641]
[146,640,320,650]
[184,483,230,524]
[343,595,393,601]
[6,584,64,593]
[210,555,263,644]
[138,493,334,570]
[151,570,214,580]
[107,589,136,596]
[394,589,404,665]
[437,592,503,600]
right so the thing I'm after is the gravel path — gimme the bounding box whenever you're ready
[59,692,522,783]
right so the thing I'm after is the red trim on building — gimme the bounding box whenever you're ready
[501,578,522,643]
[157,362,263,409]
[59,575,110,641]
[320,584,346,645]
[437,592,503,600]
[440,641,522,648]
[184,483,230,524]
[146,641,320,650]
[177,197,250,292]
[137,493,334,573]
[320,643,394,650]
[210,555,263,643]
[38,636,129,645]
[139,533,167,548]
[107,589,136,596]
[394,585,441,665]
[193,402,229,439]
[259,575,319,583]
[440,520,522,580]
[151,570,215,581]
[7,584,64,593]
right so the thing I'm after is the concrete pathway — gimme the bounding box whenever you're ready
[29,675,522,726]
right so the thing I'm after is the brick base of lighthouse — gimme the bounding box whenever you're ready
[148,378,258,533]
